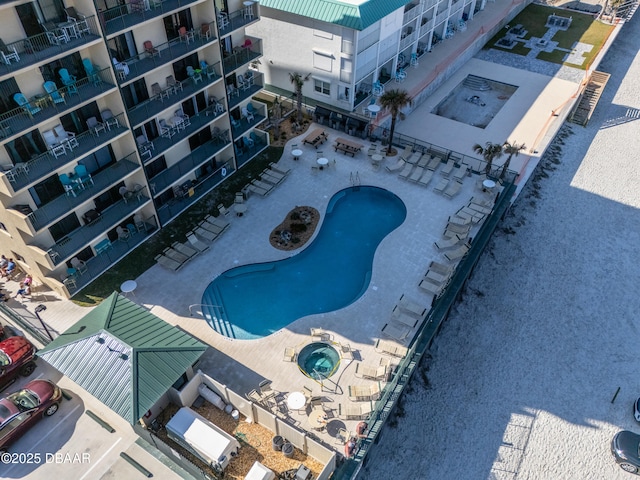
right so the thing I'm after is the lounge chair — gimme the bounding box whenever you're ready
[424,269,451,286]
[348,383,381,402]
[453,165,470,180]
[355,362,387,380]
[374,339,409,358]
[245,389,263,403]
[391,305,419,328]
[433,178,449,194]
[252,179,274,192]
[155,254,182,271]
[444,243,470,262]
[408,166,425,183]
[269,162,291,175]
[248,183,269,196]
[441,160,455,177]
[204,214,230,231]
[434,234,461,251]
[417,169,434,187]
[407,151,422,164]
[443,180,463,198]
[448,215,471,227]
[381,321,410,343]
[339,402,373,420]
[260,171,282,186]
[398,162,414,180]
[311,327,332,341]
[186,232,209,251]
[469,196,493,209]
[172,241,198,259]
[399,146,412,161]
[417,154,430,168]
[419,279,444,296]
[283,347,297,362]
[194,226,218,242]
[163,247,189,264]
[426,155,441,170]
[385,159,405,173]
[444,222,470,236]
[468,203,492,215]
[199,220,225,235]
[397,294,427,318]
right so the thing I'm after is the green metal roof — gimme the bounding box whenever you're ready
[38,293,207,424]
[259,0,411,31]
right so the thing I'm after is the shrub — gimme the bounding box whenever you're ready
[290,223,307,233]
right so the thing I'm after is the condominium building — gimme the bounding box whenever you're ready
[248,0,493,112]
[0,0,267,298]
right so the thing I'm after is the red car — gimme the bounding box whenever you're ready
[0,336,37,391]
[0,379,62,451]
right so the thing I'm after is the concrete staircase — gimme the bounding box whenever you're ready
[463,75,492,91]
[569,71,610,126]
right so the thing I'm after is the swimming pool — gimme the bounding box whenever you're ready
[202,186,406,339]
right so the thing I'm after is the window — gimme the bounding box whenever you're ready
[313,51,333,72]
[314,79,330,96]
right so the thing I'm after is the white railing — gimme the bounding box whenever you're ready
[357,28,380,54]
[403,3,421,24]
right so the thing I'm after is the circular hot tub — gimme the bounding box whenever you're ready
[297,342,340,380]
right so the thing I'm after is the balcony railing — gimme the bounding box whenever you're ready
[126,66,222,128]
[400,31,418,51]
[0,16,102,77]
[46,191,150,264]
[357,29,379,54]
[24,154,140,233]
[403,3,421,24]
[217,6,259,37]
[150,133,231,195]
[0,67,117,142]
[6,113,128,192]
[222,38,262,73]
[101,0,202,36]
[227,71,263,109]
[56,216,158,293]
[235,129,268,168]
[149,104,227,160]
[119,25,218,84]
[230,106,266,139]
[156,160,233,225]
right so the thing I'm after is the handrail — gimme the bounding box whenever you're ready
[188,303,223,316]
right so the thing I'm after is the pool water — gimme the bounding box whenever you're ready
[202,186,406,339]
[297,343,340,380]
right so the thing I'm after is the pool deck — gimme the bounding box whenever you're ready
[128,130,495,444]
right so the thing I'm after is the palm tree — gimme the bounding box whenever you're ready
[289,72,310,124]
[379,89,412,155]
[472,142,504,176]
[501,141,526,180]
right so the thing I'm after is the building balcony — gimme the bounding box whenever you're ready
[403,3,422,24]
[5,113,128,193]
[230,104,266,139]
[217,5,260,38]
[51,217,158,293]
[400,31,418,51]
[150,106,226,161]
[45,191,151,264]
[101,0,204,36]
[0,17,102,78]
[118,26,219,85]
[23,154,140,233]
[227,72,263,109]
[150,133,231,197]
[0,68,117,143]
[222,38,262,74]
[155,159,233,225]
[234,129,268,168]
[126,65,223,128]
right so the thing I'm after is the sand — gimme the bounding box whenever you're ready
[360,13,640,480]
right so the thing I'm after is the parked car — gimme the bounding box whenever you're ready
[612,430,640,474]
[0,336,37,391]
[634,397,640,423]
[0,379,62,451]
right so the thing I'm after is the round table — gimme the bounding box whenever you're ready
[292,149,303,161]
[367,104,381,117]
[286,392,306,411]
[234,204,248,217]
[317,158,329,169]
[121,280,137,296]
[308,409,328,430]
[371,154,383,164]
[482,179,496,191]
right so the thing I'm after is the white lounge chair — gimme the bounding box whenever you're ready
[385,159,405,173]
[453,165,470,180]
[408,166,425,183]
[397,294,427,318]
[381,321,410,343]
[443,180,463,198]
[194,226,218,242]
[172,241,198,259]
[444,243,470,262]
[186,232,210,251]
[339,401,373,420]
[417,169,434,187]
[338,343,354,360]
[283,347,297,362]
[434,234,461,250]
[355,362,387,380]
[348,383,381,402]
[398,162,414,180]
[433,178,449,194]
[375,338,408,358]
[426,156,441,170]
[155,254,182,271]
[311,327,332,341]
[391,305,419,328]
[441,160,455,177]
[419,279,444,296]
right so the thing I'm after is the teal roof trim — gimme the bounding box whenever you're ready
[38,293,207,424]
[259,0,411,31]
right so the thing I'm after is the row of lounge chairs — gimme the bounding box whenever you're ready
[419,260,455,297]
[246,162,291,196]
[154,242,198,271]
[191,214,230,243]
[380,294,427,344]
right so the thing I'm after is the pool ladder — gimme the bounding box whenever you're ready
[350,171,361,187]
[188,303,223,317]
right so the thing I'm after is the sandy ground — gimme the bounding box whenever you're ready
[361,11,640,480]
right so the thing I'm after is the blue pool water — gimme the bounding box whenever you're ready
[202,186,406,339]
[297,343,340,380]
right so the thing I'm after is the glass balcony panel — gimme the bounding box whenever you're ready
[0,16,102,76]
[7,113,128,192]
[222,38,262,73]
[0,67,117,142]
[101,0,203,36]
[230,103,266,138]
[234,129,267,168]
[227,71,263,109]
[26,153,140,232]
[217,6,259,37]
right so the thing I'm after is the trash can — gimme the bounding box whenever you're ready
[281,442,294,458]
[272,435,284,451]
[231,409,239,421]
